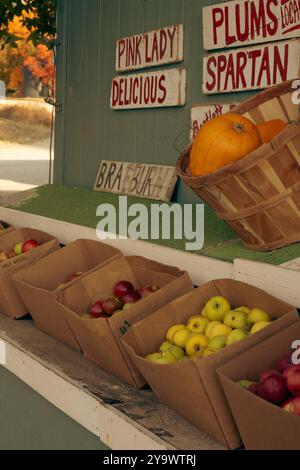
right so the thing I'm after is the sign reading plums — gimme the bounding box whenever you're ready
[116,24,184,72]
[203,0,300,51]
[190,103,236,140]
[94,160,178,202]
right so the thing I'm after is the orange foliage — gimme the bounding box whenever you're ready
[0,12,54,95]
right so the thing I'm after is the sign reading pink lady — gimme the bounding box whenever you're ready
[116,24,184,72]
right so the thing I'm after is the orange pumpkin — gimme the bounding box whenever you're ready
[190,113,262,177]
[257,119,287,144]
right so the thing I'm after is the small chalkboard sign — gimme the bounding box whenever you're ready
[94,161,178,202]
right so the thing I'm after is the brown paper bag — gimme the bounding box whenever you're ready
[0,228,60,318]
[122,279,298,448]
[218,321,300,450]
[56,256,194,387]
[13,239,122,349]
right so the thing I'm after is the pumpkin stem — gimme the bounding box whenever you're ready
[233,122,245,133]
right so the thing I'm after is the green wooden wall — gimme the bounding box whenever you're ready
[54,0,253,203]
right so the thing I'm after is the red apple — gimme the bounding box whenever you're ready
[278,353,293,374]
[260,369,282,383]
[66,272,83,282]
[121,290,141,305]
[282,396,300,416]
[138,285,159,298]
[102,297,122,316]
[258,374,289,405]
[286,369,300,396]
[90,301,105,318]
[248,383,259,395]
[283,365,300,380]
[22,239,40,253]
[113,281,135,300]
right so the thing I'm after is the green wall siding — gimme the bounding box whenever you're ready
[54,0,254,203]
[0,367,107,450]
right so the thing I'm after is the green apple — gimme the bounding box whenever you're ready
[166,324,186,344]
[224,310,247,329]
[251,321,271,334]
[202,347,218,358]
[205,321,222,338]
[208,335,227,350]
[146,353,162,362]
[234,306,250,315]
[152,351,177,365]
[160,341,172,353]
[178,356,190,363]
[205,296,231,322]
[186,315,210,334]
[169,345,185,361]
[123,303,133,310]
[209,323,232,339]
[14,242,23,255]
[173,329,191,349]
[238,380,255,389]
[226,329,248,346]
[247,308,271,326]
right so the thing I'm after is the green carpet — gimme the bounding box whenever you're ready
[8,184,300,265]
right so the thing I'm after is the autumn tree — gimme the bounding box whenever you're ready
[0,1,56,96]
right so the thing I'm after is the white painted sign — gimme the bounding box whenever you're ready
[116,24,184,72]
[203,0,300,51]
[203,39,300,95]
[190,103,236,141]
[94,161,178,202]
[110,68,186,110]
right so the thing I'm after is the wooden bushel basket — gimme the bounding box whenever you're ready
[177,81,300,251]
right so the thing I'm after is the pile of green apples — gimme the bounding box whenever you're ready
[146,296,275,365]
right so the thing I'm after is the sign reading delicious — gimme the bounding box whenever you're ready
[203,39,300,94]
[203,0,300,50]
[110,68,186,109]
[116,24,184,72]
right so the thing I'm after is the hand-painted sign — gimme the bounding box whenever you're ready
[94,161,178,202]
[203,39,300,95]
[116,24,184,72]
[110,68,186,109]
[203,0,300,51]
[190,104,236,140]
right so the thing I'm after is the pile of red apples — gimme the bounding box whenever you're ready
[239,350,300,416]
[86,281,159,320]
[0,239,40,262]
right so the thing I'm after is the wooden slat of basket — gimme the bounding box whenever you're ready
[279,93,299,121]
[257,97,289,123]
[287,141,300,165]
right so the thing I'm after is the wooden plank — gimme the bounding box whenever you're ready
[234,258,300,308]
[116,24,184,72]
[94,160,178,202]
[110,68,186,109]
[203,0,300,51]
[0,208,234,286]
[0,314,224,450]
[203,39,300,95]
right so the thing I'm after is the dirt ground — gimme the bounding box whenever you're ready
[0,138,51,199]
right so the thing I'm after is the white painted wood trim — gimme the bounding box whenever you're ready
[1,339,173,450]
[0,208,234,285]
[234,259,300,308]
